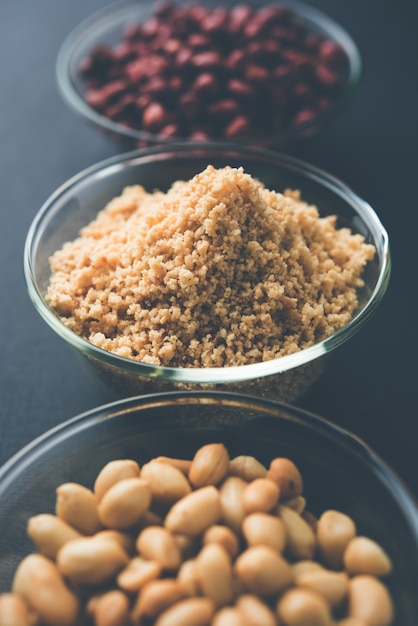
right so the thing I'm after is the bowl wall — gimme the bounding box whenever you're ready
[0,392,416,624]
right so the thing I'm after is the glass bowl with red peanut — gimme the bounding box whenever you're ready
[56,0,362,149]
[0,391,417,625]
[24,143,390,401]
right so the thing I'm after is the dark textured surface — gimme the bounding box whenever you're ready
[0,1,417,495]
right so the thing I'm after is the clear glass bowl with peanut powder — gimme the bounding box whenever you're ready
[24,143,390,401]
[0,391,417,624]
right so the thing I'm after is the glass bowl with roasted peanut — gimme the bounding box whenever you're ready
[0,391,417,625]
[56,0,362,150]
[24,142,390,401]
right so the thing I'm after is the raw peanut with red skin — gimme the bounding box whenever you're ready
[77,2,349,143]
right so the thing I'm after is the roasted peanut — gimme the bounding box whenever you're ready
[0,593,33,626]
[277,587,331,626]
[317,510,357,569]
[343,536,392,576]
[283,495,306,514]
[195,543,234,607]
[90,589,130,626]
[278,504,316,560]
[140,460,192,507]
[266,457,303,499]
[203,524,240,559]
[94,459,140,501]
[165,485,222,535]
[219,475,247,534]
[131,579,190,623]
[57,536,129,585]
[154,597,215,626]
[55,482,101,535]
[136,526,182,570]
[236,594,277,626]
[188,443,230,487]
[242,512,286,553]
[27,513,82,559]
[234,545,293,597]
[117,556,161,592]
[12,553,80,626]
[97,478,151,529]
[229,455,267,481]
[242,477,280,513]
[348,575,394,626]
[177,559,200,596]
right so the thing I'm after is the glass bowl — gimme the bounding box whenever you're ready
[23,143,390,401]
[56,0,362,150]
[0,391,417,625]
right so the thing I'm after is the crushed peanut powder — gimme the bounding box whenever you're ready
[46,165,375,368]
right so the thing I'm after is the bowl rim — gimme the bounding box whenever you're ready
[55,0,363,146]
[0,391,417,534]
[23,142,391,384]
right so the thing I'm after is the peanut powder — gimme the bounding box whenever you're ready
[46,165,375,367]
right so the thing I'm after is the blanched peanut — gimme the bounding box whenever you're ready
[188,443,230,487]
[296,568,349,607]
[348,575,394,626]
[283,495,306,514]
[174,533,200,559]
[177,559,200,596]
[242,512,286,553]
[229,455,267,481]
[136,526,182,570]
[203,524,240,559]
[234,545,293,597]
[27,513,82,559]
[131,579,190,623]
[277,588,331,626]
[212,606,243,626]
[335,617,368,626]
[195,543,235,607]
[56,482,101,535]
[140,460,192,507]
[0,593,33,626]
[317,510,356,570]
[93,459,140,501]
[343,536,392,576]
[292,560,325,579]
[219,476,247,534]
[154,597,215,626]
[57,536,129,585]
[98,478,151,529]
[266,457,303,499]
[278,505,316,560]
[236,594,277,626]
[117,556,161,592]
[94,529,136,554]
[155,456,192,475]
[12,553,80,626]
[136,509,164,530]
[242,478,280,513]
[91,589,130,626]
[165,485,222,535]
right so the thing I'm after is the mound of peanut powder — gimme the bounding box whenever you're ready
[46,165,375,367]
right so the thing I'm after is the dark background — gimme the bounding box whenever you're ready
[1,1,417,496]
